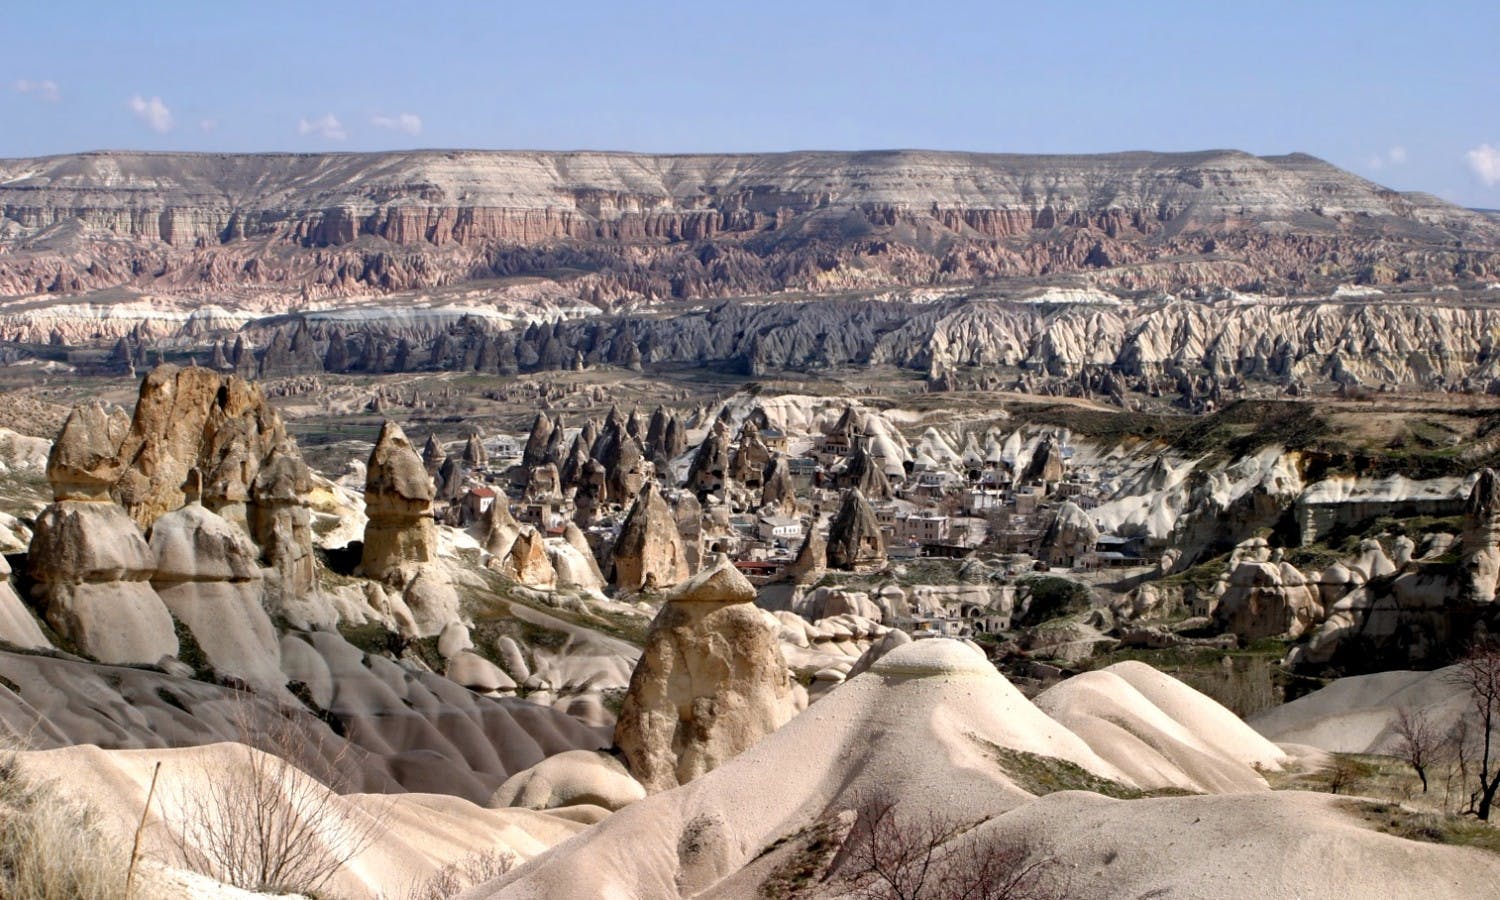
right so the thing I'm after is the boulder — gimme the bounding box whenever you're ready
[490,750,645,812]
[614,555,799,792]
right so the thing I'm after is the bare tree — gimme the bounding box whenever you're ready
[1392,706,1438,793]
[167,696,386,895]
[400,849,515,900]
[832,792,1066,900]
[1450,638,1500,820]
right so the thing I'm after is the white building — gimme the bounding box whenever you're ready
[757,515,804,542]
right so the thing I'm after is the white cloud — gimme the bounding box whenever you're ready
[1468,144,1500,187]
[1365,146,1408,172]
[127,95,174,133]
[198,117,219,133]
[12,79,60,102]
[371,112,422,136]
[298,113,347,141]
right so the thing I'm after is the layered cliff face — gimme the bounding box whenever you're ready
[1,149,1496,312]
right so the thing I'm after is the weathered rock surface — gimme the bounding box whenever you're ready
[614,555,799,792]
[0,555,48,650]
[490,749,645,812]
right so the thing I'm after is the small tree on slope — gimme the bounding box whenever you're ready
[1451,639,1500,820]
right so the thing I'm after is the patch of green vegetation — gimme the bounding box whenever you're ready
[1015,576,1092,627]
[153,686,191,713]
[976,739,1196,800]
[171,618,215,681]
[758,818,844,900]
[337,621,400,657]
[1342,800,1500,855]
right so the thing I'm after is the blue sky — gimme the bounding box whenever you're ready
[4,1,1498,206]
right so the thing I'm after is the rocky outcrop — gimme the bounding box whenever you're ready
[361,420,438,580]
[784,526,826,585]
[826,490,886,572]
[1213,560,1323,641]
[611,482,690,591]
[614,555,800,793]
[1462,468,1500,604]
[501,527,557,589]
[686,421,731,499]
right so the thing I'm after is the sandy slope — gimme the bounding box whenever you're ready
[474,641,1339,899]
[1249,666,1469,754]
[14,742,591,898]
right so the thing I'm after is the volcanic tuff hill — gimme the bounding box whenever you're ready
[2,149,1498,305]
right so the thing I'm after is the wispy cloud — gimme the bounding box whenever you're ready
[127,95,174,133]
[298,113,347,141]
[371,112,422,136]
[1365,146,1408,172]
[1468,144,1500,187]
[198,118,219,133]
[12,79,60,102]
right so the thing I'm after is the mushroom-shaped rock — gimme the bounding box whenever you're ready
[611,482,690,592]
[249,445,316,600]
[1023,435,1066,483]
[29,500,177,665]
[149,502,281,691]
[361,421,438,581]
[826,489,886,572]
[490,750,645,812]
[614,554,799,793]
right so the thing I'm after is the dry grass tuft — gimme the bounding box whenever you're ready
[0,748,128,900]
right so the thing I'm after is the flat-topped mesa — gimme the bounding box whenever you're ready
[614,554,800,793]
[611,481,691,592]
[827,489,887,572]
[361,419,438,581]
[3,149,1496,307]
